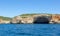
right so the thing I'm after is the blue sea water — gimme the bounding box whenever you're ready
[0,24,60,36]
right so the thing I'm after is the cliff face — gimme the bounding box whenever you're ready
[21,16,34,24]
[0,19,10,24]
[12,16,34,24]
[51,15,60,24]
[12,14,52,24]
[0,14,60,24]
[14,14,60,24]
[0,16,11,24]
[10,16,21,24]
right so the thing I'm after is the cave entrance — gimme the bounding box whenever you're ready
[33,16,49,24]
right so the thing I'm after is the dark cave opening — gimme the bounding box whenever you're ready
[33,16,49,24]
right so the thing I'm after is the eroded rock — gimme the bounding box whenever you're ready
[33,16,50,24]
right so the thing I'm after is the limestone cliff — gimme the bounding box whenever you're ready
[13,14,60,24]
[1,14,60,24]
[13,14,52,24]
[0,16,11,24]
[50,14,60,24]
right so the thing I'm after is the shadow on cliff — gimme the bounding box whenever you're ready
[33,16,50,24]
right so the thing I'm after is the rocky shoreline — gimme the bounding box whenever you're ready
[0,14,60,24]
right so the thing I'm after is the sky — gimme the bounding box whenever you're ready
[0,0,60,17]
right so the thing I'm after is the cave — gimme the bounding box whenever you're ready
[33,16,49,24]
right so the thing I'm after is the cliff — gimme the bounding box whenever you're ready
[12,14,52,24]
[0,16,12,24]
[50,14,60,24]
[0,14,60,24]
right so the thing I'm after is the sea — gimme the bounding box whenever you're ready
[0,24,60,36]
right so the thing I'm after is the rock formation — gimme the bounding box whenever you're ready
[33,16,50,24]
[50,14,60,24]
[10,16,21,24]
[11,14,52,24]
[1,14,60,24]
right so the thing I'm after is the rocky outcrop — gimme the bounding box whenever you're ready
[1,14,60,24]
[0,16,12,24]
[20,16,34,24]
[11,14,52,24]
[50,15,60,24]
[0,19,10,24]
[10,16,21,24]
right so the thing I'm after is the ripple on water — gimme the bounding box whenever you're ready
[0,24,60,36]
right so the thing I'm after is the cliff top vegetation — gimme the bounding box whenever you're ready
[0,16,12,21]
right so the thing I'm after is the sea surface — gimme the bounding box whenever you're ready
[0,24,60,36]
